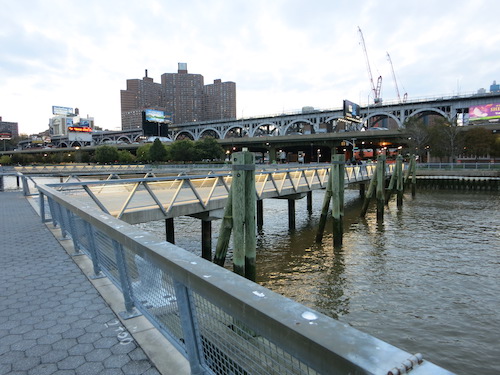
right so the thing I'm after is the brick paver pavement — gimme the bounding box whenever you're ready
[0,192,160,375]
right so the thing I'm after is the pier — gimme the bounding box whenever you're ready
[0,164,460,375]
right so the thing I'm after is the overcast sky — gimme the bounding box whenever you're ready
[1,0,499,135]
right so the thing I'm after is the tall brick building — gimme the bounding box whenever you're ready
[120,63,236,131]
[0,117,19,138]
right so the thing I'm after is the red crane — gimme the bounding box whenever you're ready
[358,26,382,104]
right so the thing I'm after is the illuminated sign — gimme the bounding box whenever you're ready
[469,103,500,121]
[145,109,172,123]
[53,106,74,116]
[68,126,92,132]
[343,100,362,123]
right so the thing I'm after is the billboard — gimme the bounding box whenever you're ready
[142,110,172,137]
[0,132,12,140]
[343,100,361,123]
[145,109,172,123]
[53,106,74,116]
[469,103,500,122]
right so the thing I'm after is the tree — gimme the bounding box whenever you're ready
[149,138,168,162]
[402,117,430,161]
[169,139,197,162]
[136,144,152,163]
[94,145,119,164]
[463,127,495,159]
[118,150,136,163]
[0,155,12,165]
[427,118,464,162]
[194,137,224,161]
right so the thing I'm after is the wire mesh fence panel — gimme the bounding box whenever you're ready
[124,249,186,352]
[193,292,318,375]
[93,229,120,286]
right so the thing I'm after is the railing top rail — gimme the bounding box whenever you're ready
[37,183,453,375]
[45,165,335,189]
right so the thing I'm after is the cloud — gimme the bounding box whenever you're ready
[1,0,500,134]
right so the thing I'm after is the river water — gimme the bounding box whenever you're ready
[139,188,500,375]
[4,176,498,374]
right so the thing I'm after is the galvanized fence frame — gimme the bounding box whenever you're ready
[37,183,453,375]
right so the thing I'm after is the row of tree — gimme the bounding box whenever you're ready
[404,118,500,162]
[0,137,226,165]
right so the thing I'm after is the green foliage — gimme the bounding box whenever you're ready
[403,117,430,161]
[118,150,136,163]
[194,137,224,161]
[427,118,464,162]
[168,139,197,161]
[136,144,152,162]
[463,127,495,159]
[149,138,168,162]
[94,145,119,164]
[0,155,12,165]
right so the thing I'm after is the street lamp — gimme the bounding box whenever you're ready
[317,148,321,163]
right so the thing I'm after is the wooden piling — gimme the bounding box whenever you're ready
[231,152,246,277]
[288,199,296,230]
[229,151,256,280]
[257,199,264,228]
[331,154,345,248]
[213,189,233,266]
[315,159,333,243]
[376,154,386,221]
[165,218,175,244]
[244,151,256,281]
[360,165,378,217]
[410,156,417,197]
[396,155,404,207]
[306,191,313,213]
[201,220,212,261]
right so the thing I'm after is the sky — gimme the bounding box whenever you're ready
[1,0,499,135]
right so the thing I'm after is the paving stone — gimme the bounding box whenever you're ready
[0,193,160,375]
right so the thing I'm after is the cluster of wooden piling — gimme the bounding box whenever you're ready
[213,151,257,281]
[416,176,500,191]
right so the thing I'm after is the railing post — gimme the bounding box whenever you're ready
[84,221,105,279]
[39,191,46,223]
[21,175,30,196]
[67,209,82,256]
[173,281,207,375]
[0,175,4,192]
[112,239,141,319]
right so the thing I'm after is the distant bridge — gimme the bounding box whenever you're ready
[17,91,500,149]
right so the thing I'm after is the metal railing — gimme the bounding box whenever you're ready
[41,164,389,222]
[418,162,499,170]
[37,183,454,375]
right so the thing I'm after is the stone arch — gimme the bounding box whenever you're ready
[223,126,248,139]
[364,111,402,129]
[405,107,449,126]
[117,136,132,144]
[199,128,221,139]
[252,122,279,137]
[174,131,195,141]
[283,119,315,135]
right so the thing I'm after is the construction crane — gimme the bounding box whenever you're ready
[386,52,407,103]
[358,26,382,104]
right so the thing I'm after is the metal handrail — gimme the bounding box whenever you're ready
[44,165,395,222]
[36,183,454,375]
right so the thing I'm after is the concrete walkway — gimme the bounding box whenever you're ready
[0,192,189,375]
